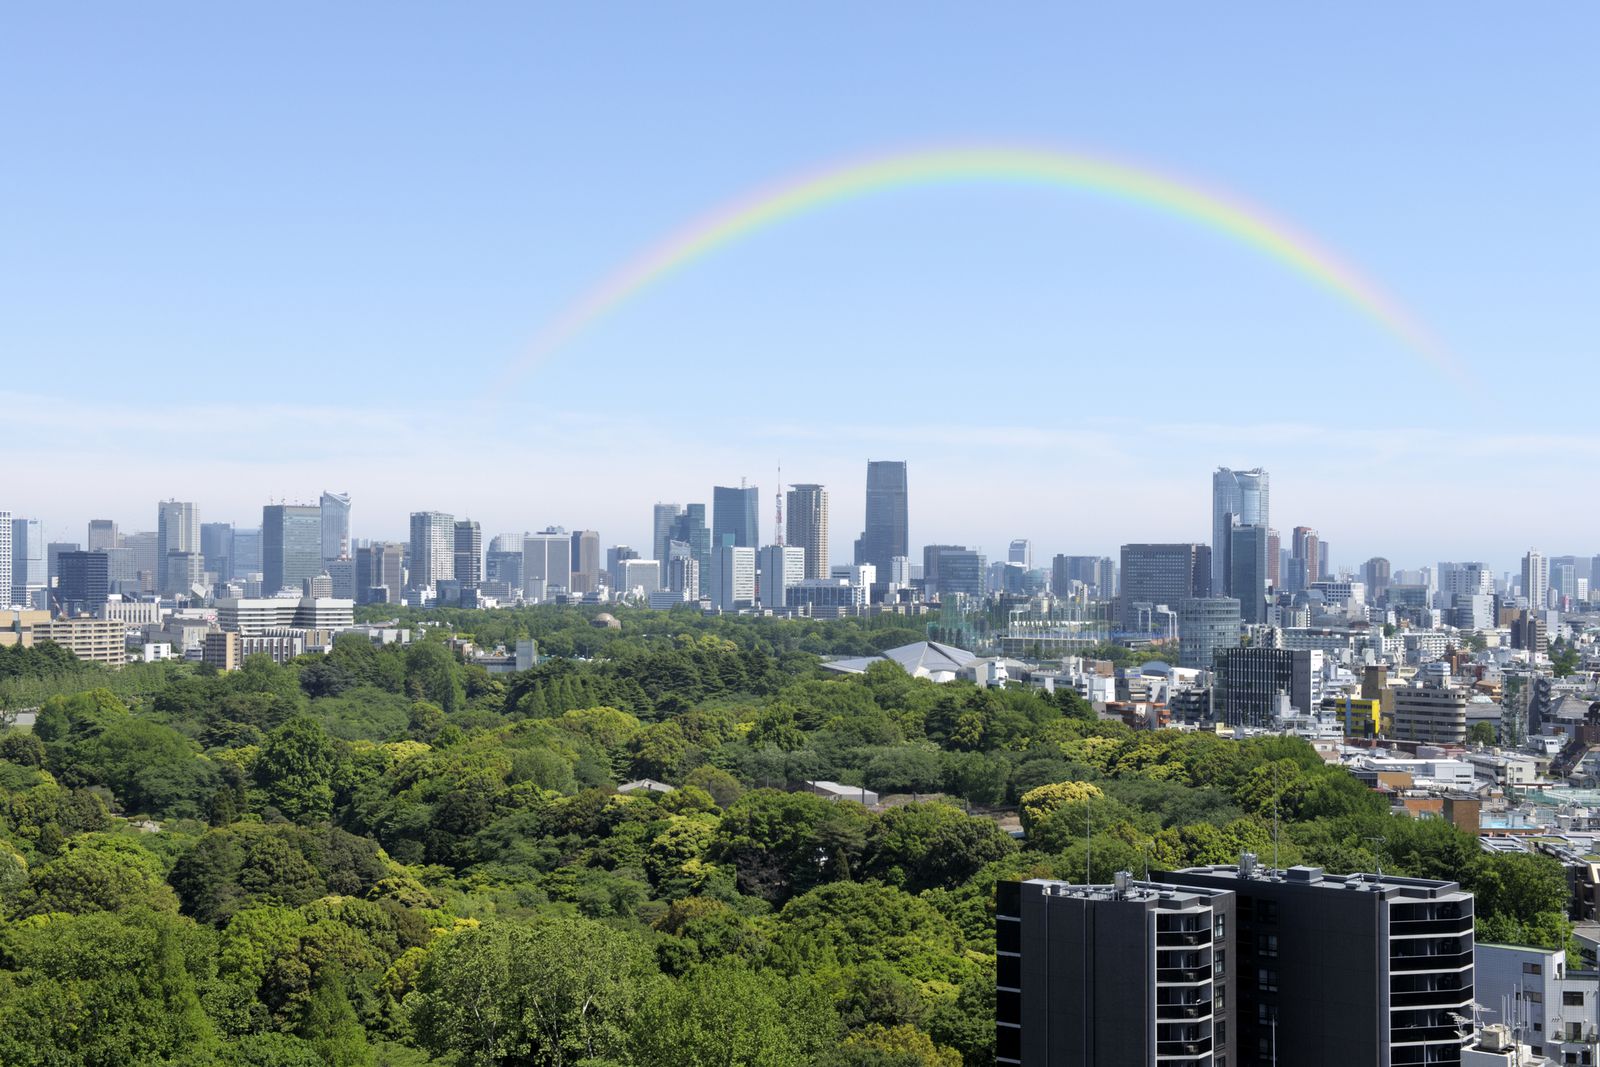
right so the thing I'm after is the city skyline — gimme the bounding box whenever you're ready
[7,456,1593,583]
[6,6,1600,565]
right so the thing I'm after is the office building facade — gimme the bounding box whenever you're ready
[155,500,199,593]
[758,544,806,608]
[320,491,351,561]
[924,545,986,598]
[1178,597,1242,671]
[710,545,756,611]
[263,505,323,597]
[1215,647,1315,726]
[522,530,572,600]
[652,504,682,566]
[56,550,110,616]
[453,520,482,593]
[1228,524,1270,625]
[10,518,45,610]
[855,460,909,585]
[86,519,119,553]
[569,530,601,594]
[1120,543,1210,632]
[1392,684,1469,745]
[200,522,234,583]
[712,485,759,550]
[1212,468,1269,593]
[232,527,262,579]
[667,505,711,597]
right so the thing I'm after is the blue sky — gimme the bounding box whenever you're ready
[4,4,1597,573]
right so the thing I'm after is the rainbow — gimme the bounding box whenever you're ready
[497,145,1465,387]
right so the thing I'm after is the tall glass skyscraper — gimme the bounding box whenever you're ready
[320,491,352,561]
[712,485,760,549]
[854,460,907,582]
[263,504,322,595]
[1228,524,1270,624]
[1211,467,1269,594]
[156,500,199,592]
[667,505,711,597]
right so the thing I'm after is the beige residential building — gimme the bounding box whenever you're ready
[0,610,128,668]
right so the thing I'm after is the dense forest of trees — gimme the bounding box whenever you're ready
[0,606,1573,1065]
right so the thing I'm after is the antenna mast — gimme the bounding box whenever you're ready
[774,465,784,546]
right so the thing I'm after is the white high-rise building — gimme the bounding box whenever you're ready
[0,511,12,609]
[1211,467,1269,594]
[1522,549,1550,609]
[759,545,806,608]
[408,511,456,590]
[711,545,756,611]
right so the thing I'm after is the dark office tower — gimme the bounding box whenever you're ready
[156,500,199,592]
[55,551,110,615]
[652,504,683,565]
[1161,863,1475,1067]
[667,505,711,597]
[1364,557,1392,599]
[46,542,79,589]
[712,486,760,550]
[997,876,1236,1067]
[1265,528,1281,587]
[320,491,352,562]
[1215,647,1314,726]
[1227,525,1269,625]
[200,522,234,582]
[262,504,322,597]
[1211,468,1269,594]
[453,520,482,592]
[569,530,601,594]
[1119,544,1208,632]
[923,545,986,598]
[855,460,909,580]
[786,484,829,580]
[86,519,119,552]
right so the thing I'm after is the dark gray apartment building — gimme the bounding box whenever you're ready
[1000,859,1475,1066]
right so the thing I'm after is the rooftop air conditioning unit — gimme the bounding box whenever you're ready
[1477,1025,1511,1052]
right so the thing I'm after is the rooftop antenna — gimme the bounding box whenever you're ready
[1272,764,1281,870]
[1085,795,1092,885]
[1366,835,1387,883]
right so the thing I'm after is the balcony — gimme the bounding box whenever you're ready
[1157,966,1213,985]
[1389,951,1472,972]
[1157,1002,1213,1021]
[1390,984,1472,1009]
[1158,930,1208,947]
